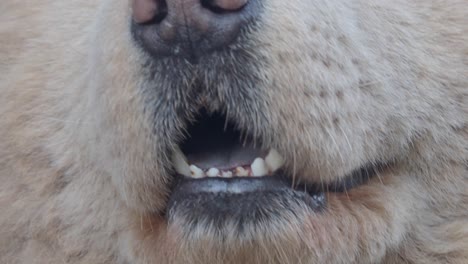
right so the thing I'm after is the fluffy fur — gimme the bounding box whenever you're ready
[0,0,467,263]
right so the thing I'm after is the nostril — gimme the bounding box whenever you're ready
[132,0,168,24]
[201,0,249,14]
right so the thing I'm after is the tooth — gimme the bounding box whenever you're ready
[251,158,268,177]
[265,149,285,172]
[222,171,233,178]
[235,167,249,177]
[190,165,204,178]
[207,168,220,177]
[172,148,190,176]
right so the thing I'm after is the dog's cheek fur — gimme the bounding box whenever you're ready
[253,0,466,182]
[0,1,162,262]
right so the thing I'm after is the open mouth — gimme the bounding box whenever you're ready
[167,110,385,224]
[173,111,283,179]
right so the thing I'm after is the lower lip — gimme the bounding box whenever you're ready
[172,176,293,194]
[165,174,327,223]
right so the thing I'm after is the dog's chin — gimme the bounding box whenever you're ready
[163,110,389,236]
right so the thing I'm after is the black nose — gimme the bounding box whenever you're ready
[131,0,259,62]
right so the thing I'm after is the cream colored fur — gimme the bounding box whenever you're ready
[0,0,467,263]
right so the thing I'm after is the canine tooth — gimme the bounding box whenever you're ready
[251,158,268,177]
[172,148,190,176]
[265,149,285,172]
[190,165,204,178]
[222,171,233,178]
[207,168,220,177]
[235,167,249,177]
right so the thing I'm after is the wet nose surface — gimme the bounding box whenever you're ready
[131,0,259,62]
